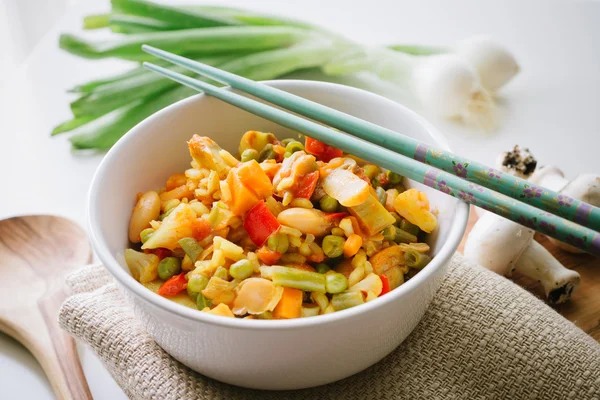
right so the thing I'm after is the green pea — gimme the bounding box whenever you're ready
[387,171,403,184]
[241,148,259,162]
[158,257,181,280]
[382,225,397,241]
[280,138,295,146]
[285,140,304,154]
[140,228,154,244]
[325,272,348,294]
[267,232,289,254]
[258,143,277,162]
[315,263,331,274]
[322,235,345,258]
[363,164,381,179]
[187,273,209,293]
[230,259,254,280]
[319,195,339,213]
[197,293,212,309]
[214,266,229,281]
[376,186,387,205]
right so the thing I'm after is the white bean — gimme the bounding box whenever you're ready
[128,191,161,243]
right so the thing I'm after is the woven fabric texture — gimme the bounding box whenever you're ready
[59,254,600,400]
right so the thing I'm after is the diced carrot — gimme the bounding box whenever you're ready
[235,160,273,199]
[344,234,363,258]
[192,218,211,242]
[227,169,258,216]
[166,173,187,191]
[158,273,187,297]
[257,246,281,265]
[273,287,302,319]
[160,185,194,202]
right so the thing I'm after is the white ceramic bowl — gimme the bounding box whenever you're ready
[89,80,469,390]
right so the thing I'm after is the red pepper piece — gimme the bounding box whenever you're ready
[294,171,319,199]
[379,274,390,296]
[305,137,343,162]
[256,246,281,265]
[323,212,349,221]
[158,273,188,297]
[144,248,171,260]
[244,201,281,247]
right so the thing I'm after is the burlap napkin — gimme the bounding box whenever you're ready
[59,254,600,400]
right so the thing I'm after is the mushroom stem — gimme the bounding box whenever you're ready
[513,240,581,304]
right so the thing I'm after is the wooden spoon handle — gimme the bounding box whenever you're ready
[4,287,92,400]
[38,286,93,400]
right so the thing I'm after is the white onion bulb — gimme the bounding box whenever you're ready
[456,35,519,92]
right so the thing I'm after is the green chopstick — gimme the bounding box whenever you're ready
[141,44,600,234]
[141,59,600,256]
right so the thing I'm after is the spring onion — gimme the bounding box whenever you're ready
[55,2,518,150]
[404,248,432,269]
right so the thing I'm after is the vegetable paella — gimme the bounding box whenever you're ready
[126,131,437,319]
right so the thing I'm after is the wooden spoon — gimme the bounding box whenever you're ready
[0,215,92,399]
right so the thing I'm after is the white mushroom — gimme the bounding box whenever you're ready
[530,166,600,253]
[464,212,580,304]
[495,145,537,179]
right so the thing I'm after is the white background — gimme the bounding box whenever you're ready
[1,0,599,398]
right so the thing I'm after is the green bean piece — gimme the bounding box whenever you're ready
[280,138,294,146]
[267,232,289,254]
[395,228,418,244]
[390,212,402,224]
[387,171,403,184]
[159,207,175,221]
[285,140,304,154]
[322,235,345,258]
[197,293,213,309]
[331,291,365,311]
[362,164,381,179]
[404,249,432,269]
[376,186,387,205]
[230,259,254,280]
[258,143,277,161]
[382,225,397,241]
[214,266,229,281]
[325,273,348,294]
[319,195,339,213]
[178,237,204,262]
[241,148,259,162]
[270,266,327,292]
[158,257,181,280]
[187,273,209,293]
[140,228,155,244]
[315,263,331,274]
[400,219,420,236]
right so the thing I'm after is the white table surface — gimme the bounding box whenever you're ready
[1,0,599,398]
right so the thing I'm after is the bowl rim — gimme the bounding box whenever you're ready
[88,79,469,330]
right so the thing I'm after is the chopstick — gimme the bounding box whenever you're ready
[142,44,600,233]
[141,55,600,257]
